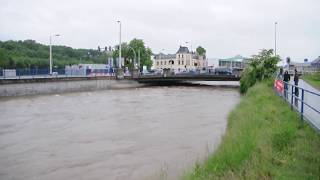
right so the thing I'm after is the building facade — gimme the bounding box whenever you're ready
[153,46,207,72]
[218,55,247,69]
[288,56,320,74]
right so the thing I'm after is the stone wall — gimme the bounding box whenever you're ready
[0,79,143,97]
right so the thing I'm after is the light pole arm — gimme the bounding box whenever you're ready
[128,46,137,68]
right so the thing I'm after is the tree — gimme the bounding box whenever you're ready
[0,39,109,69]
[240,49,280,93]
[112,38,153,69]
[129,39,153,69]
[196,46,206,56]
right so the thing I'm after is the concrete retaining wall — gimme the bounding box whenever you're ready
[0,79,143,97]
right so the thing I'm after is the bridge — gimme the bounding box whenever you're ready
[0,74,240,84]
[135,74,240,84]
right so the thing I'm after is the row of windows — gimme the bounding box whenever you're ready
[178,54,191,60]
[156,60,189,66]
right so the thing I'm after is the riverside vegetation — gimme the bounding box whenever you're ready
[0,39,153,70]
[185,49,320,179]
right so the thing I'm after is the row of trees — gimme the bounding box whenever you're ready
[0,39,153,70]
[240,49,280,93]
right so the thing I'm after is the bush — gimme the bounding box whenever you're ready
[240,49,279,93]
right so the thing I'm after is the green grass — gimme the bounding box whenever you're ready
[184,79,320,180]
[302,73,320,90]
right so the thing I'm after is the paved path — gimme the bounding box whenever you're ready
[286,79,320,131]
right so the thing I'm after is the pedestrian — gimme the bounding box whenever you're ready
[294,69,299,107]
[278,67,283,80]
[283,70,290,99]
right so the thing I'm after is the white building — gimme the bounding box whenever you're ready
[153,46,207,72]
[218,55,247,69]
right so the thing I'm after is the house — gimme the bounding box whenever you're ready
[153,46,207,72]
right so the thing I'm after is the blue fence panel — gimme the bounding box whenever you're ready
[276,79,320,133]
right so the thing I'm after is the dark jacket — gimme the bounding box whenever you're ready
[283,73,290,82]
[294,74,299,85]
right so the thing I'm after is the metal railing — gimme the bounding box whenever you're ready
[0,68,123,79]
[276,79,320,133]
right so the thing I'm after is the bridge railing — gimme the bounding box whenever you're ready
[274,79,320,133]
[0,68,121,79]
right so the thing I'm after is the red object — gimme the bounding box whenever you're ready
[274,79,284,93]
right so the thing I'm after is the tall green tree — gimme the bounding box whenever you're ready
[196,46,206,55]
[113,38,153,69]
[240,49,280,93]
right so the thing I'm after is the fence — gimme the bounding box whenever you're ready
[0,68,124,79]
[275,79,320,133]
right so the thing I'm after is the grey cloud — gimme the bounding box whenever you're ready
[0,0,319,61]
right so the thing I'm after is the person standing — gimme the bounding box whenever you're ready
[278,67,283,80]
[283,70,290,99]
[294,69,299,107]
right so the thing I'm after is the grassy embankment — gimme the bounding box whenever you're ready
[302,73,320,90]
[184,79,320,179]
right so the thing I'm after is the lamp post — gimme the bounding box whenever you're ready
[274,22,277,56]
[117,20,121,68]
[49,34,60,75]
[128,46,137,68]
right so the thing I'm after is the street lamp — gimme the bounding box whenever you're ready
[117,20,121,68]
[128,46,137,68]
[274,22,277,56]
[49,34,60,75]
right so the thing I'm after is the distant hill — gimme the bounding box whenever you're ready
[0,40,110,69]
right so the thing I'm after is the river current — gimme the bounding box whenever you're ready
[0,84,239,180]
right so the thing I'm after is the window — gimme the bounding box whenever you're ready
[182,54,184,58]
[164,61,167,65]
[182,60,184,65]
[178,60,180,65]
[157,61,159,66]
[161,61,163,65]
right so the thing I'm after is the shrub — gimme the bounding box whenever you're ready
[240,49,280,93]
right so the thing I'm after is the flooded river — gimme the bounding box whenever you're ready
[0,85,240,180]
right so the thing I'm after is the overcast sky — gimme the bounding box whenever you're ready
[0,0,319,61]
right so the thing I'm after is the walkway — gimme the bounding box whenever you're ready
[285,79,320,132]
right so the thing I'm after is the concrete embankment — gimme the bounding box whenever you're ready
[0,77,143,97]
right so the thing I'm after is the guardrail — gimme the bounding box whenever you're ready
[274,79,320,133]
[0,68,121,79]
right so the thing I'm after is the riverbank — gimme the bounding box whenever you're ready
[0,79,143,97]
[302,73,320,90]
[185,79,320,179]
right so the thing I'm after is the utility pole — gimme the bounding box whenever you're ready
[49,34,60,75]
[117,21,121,68]
[138,49,140,69]
[275,22,277,56]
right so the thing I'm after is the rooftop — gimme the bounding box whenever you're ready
[219,55,246,62]
[176,46,189,54]
[311,56,320,64]
[154,53,176,59]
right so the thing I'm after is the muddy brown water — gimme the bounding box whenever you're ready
[0,85,240,180]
